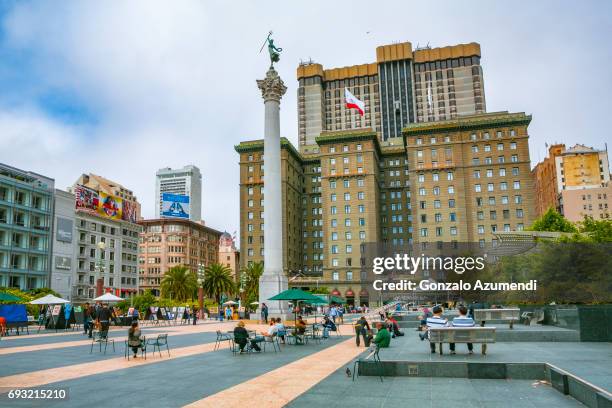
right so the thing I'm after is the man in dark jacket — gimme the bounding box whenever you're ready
[354,316,371,347]
[96,304,112,334]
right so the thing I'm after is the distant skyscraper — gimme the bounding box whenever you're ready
[155,165,202,221]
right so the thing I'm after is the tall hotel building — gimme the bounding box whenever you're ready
[155,165,202,221]
[0,163,54,291]
[236,111,534,306]
[297,42,485,150]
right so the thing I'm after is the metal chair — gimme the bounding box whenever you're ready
[262,334,281,352]
[214,330,233,351]
[91,330,115,354]
[124,336,146,360]
[146,334,170,357]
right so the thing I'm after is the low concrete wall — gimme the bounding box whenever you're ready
[357,360,612,408]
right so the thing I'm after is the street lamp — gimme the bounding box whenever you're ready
[197,263,205,319]
[95,241,106,298]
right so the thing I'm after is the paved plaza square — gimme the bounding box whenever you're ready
[1,319,610,407]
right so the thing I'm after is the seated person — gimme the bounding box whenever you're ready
[262,320,278,338]
[127,321,144,358]
[294,316,307,343]
[321,316,337,338]
[420,305,448,354]
[373,322,391,348]
[388,316,404,337]
[233,321,261,353]
[450,306,475,355]
[274,318,286,344]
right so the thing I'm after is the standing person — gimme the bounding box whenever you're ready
[354,315,371,347]
[261,303,269,324]
[97,303,112,334]
[450,306,475,355]
[86,303,96,338]
[182,308,189,324]
[83,302,91,336]
[338,306,344,324]
[192,307,198,325]
[225,306,232,321]
[127,321,143,358]
[329,305,338,324]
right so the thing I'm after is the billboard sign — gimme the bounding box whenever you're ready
[56,217,73,242]
[75,185,135,222]
[161,193,190,219]
[97,192,122,220]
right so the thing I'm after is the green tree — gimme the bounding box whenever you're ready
[577,216,612,242]
[202,263,235,305]
[241,261,263,304]
[160,265,197,301]
[530,208,577,233]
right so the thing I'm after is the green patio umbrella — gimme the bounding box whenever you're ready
[0,292,22,302]
[269,288,323,322]
[329,295,346,304]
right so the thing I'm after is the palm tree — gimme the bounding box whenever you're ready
[202,263,235,305]
[160,265,197,301]
[241,261,263,303]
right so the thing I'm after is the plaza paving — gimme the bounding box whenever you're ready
[0,320,610,407]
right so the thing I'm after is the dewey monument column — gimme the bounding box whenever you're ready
[257,33,288,317]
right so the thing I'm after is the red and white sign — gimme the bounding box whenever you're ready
[345,88,365,116]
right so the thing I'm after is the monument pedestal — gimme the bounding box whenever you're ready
[259,273,289,318]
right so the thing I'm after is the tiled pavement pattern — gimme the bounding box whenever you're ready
[0,321,609,407]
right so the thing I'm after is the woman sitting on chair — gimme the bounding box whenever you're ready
[127,321,143,358]
[234,321,261,353]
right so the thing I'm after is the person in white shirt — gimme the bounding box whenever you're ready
[419,305,448,353]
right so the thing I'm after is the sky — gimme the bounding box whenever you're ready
[0,0,610,241]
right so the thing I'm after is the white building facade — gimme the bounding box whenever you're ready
[155,165,202,222]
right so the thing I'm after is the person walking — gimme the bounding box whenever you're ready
[192,307,198,325]
[261,303,269,324]
[354,315,371,347]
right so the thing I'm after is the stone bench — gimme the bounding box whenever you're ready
[429,327,496,355]
[474,308,520,329]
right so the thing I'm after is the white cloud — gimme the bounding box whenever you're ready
[0,0,611,241]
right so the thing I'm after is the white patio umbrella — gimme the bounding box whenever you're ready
[222,300,238,305]
[93,293,123,302]
[250,301,259,305]
[29,294,69,305]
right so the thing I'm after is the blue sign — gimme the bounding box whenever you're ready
[161,193,190,219]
